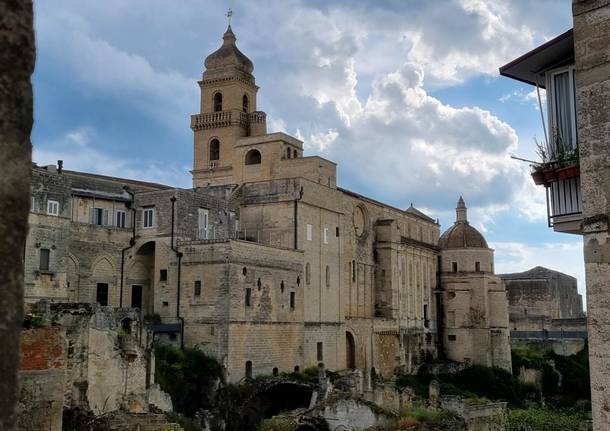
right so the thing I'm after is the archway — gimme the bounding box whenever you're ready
[245,149,262,165]
[127,241,155,314]
[346,331,356,369]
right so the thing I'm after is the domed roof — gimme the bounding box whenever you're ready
[439,196,489,249]
[204,26,254,74]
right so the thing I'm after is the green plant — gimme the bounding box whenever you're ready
[166,412,204,431]
[512,345,546,372]
[508,407,588,430]
[258,417,297,431]
[23,314,48,329]
[154,345,223,417]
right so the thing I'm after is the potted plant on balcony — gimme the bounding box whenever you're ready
[530,138,550,186]
[555,139,580,180]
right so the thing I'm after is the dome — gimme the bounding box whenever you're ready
[439,197,489,249]
[204,26,254,74]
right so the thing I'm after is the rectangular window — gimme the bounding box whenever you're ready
[31,196,36,212]
[245,288,252,306]
[475,261,480,272]
[290,291,295,309]
[39,248,50,271]
[448,334,457,342]
[116,210,126,228]
[47,200,59,216]
[306,224,313,241]
[194,280,202,297]
[198,208,209,239]
[93,208,104,225]
[317,342,324,361]
[323,227,329,244]
[451,262,458,273]
[548,66,578,153]
[335,226,340,237]
[160,269,167,281]
[96,283,108,306]
[143,208,154,228]
[162,301,169,307]
[424,304,429,328]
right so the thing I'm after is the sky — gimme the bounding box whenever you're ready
[31,0,586,304]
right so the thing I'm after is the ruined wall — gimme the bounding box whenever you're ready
[18,327,66,431]
[573,1,610,428]
[500,267,584,321]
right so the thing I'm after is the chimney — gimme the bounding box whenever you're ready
[57,160,63,174]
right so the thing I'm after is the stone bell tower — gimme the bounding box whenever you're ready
[191,24,267,187]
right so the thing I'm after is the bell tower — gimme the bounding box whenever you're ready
[191,23,267,187]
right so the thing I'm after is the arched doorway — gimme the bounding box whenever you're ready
[346,331,356,369]
[127,241,155,314]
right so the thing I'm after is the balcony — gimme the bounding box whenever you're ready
[531,162,582,234]
[190,110,266,131]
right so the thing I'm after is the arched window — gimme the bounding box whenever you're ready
[214,92,223,112]
[305,263,310,285]
[209,139,220,161]
[325,266,330,287]
[242,94,249,113]
[293,149,298,158]
[286,147,291,159]
[245,149,261,165]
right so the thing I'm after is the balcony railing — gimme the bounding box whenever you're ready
[547,175,582,228]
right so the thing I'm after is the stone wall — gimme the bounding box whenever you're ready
[500,266,584,321]
[572,2,610,428]
[18,327,66,431]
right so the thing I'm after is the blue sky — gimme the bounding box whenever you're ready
[32,0,585,302]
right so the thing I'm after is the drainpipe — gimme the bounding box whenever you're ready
[435,253,445,359]
[293,186,304,250]
[119,187,136,308]
[170,196,185,349]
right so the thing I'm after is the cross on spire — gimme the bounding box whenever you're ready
[226,8,233,26]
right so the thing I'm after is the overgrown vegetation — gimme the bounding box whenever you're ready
[512,344,591,408]
[23,313,48,329]
[154,345,224,417]
[258,417,298,431]
[372,407,454,431]
[508,407,590,430]
[398,364,537,406]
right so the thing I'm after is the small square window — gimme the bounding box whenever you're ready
[160,269,168,281]
[47,200,59,216]
[194,280,201,296]
[162,301,169,307]
[448,334,456,342]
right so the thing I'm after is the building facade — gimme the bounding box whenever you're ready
[438,198,512,371]
[24,25,512,383]
[500,1,610,427]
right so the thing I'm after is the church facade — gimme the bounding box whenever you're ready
[24,25,511,382]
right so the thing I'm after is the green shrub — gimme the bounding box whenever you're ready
[512,345,546,372]
[258,417,297,431]
[154,345,223,417]
[508,407,588,430]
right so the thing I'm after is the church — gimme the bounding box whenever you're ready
[24,24,512,382]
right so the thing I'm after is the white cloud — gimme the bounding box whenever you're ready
[33,128,191,188]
